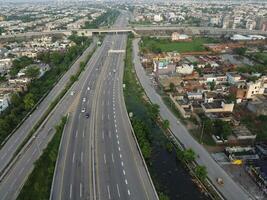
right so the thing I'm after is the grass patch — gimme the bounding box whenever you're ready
[140,36,218,53]
[17,116,67,200]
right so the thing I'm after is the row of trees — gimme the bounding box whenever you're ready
[176,148,208,181]
[202,118,232,140]
[0,35,91,144]
[83,9,120,29]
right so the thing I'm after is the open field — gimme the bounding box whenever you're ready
[140,37,218,53]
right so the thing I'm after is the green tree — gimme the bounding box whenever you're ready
[25,65,40,79]
[195,165,207,181]
[203,118,213,135]
[50,52,63,65]
[169,82,175,93]
[10,93,21,107]
[162,119,170,130]
[208,81,216,91]
[214,120,232,140]
[148,103,160,120]
[183,148,196,162]
[159,192,170,200]
[24,93,35,110]
[233,47,247,56]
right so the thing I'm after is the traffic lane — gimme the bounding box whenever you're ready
[97,37,145,200]
[97,62,131,200]
[112,40,152,200]
[59,36,113,199]
[51,39,111,199]
[132,39,250,200]
[60,59,106,200]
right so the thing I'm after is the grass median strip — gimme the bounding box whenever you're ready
[17,116,67,200]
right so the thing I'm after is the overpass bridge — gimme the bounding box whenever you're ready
[1,26,267,40]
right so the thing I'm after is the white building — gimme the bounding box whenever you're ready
[171,32,190,41]
[176,64,194,75]
[0,93,9,113]
[154,14,162,22]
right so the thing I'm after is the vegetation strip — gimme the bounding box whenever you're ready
[0,35,92,146]
[17,116,68,200]
[0,44,96,181]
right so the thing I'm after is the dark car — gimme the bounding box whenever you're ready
[85,113,90,118]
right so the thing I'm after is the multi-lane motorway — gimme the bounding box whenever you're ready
[0,13,157,200]
[51,13,157,200]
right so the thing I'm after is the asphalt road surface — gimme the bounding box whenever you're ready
[51,13,158,200]
[132,38,253,200]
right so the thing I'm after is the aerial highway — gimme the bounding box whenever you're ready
[0,12,157,200]
[0,38,96,176]
[51,12,158,200]
[132,38,252,200]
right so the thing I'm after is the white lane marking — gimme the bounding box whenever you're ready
[102,131,104,140]
[125,179,128,185]
[114,119,116,123]
[117,140,120,145]
[107,185,111,199]
[11,179,16,188]
[115,124,117,128]
[115,129,118,133]
[75,131,78,138]
[72,153,75,163]
[82,130,85,138]
[104,153,106,164]
[32,149,37,156]
[118,147,121,151]
[123,169,126,175]
[113,111,115,115]
[7,144,13,151]
[1,152,7,160]
[80,183,83,198]
[121,161,124,167]
[116,134,118,139]
[81,152,83,163]
[116,184,121,198]
[26,158,31,164]
[70,184,73,199]
[127,189,131,196]
[111,153,114,163]
[120,154,122,158]
[14,137,19,143]
[18,167,24,175]
[108,114,110,120]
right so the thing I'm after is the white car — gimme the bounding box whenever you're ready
[82,98,86,102]
[81,108,86,113]
[87,87,90,91]
[70,91,75,96]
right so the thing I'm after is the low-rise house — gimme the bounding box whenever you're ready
[176,64,194,75]
[227,72,242,84]
[201,100,234,113]
[233,125,256,141]
[247,95,267,115]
